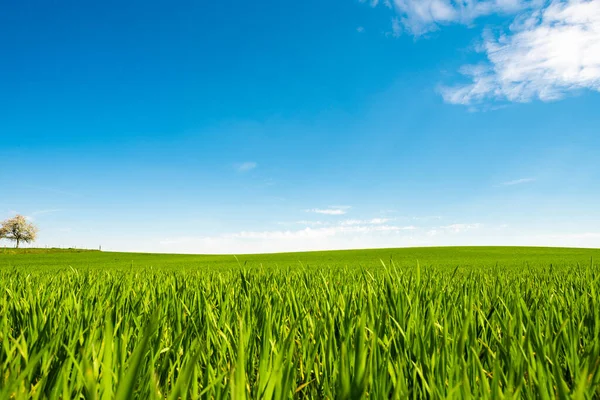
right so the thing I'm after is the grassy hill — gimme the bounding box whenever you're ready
[1,245,599,271]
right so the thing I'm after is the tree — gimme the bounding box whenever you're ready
[0,215,38,248]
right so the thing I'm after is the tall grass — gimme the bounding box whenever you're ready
[1,261,600,398]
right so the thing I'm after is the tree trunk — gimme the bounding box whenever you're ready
[16,238,20,248]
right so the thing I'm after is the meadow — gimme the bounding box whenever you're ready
[1,246,600,398]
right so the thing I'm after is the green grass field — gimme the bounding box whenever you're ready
[2,246,600,398]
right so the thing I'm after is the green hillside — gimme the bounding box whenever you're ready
[2,245,599,271]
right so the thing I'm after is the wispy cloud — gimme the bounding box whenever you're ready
[412,215,443,221]
[306,208,347,215]
[441,223,483,233]
[159,222,421,253]
[375,0,533,35]
[366,0,599,106]
[428,223,483,235]
[441,0,600,106]
[357,26,366,33]
[226,224,416,240]
[235,162,257,172]
[305,206,351,215]
[154,221,510,254]
[341,218,393,225]
[501,178,535,186]
[294,220,326,226]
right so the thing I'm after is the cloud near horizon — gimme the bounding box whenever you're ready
[426,223,483,236]
[305,206,351,215]
[225,224,416,240]
[156,221,484,253]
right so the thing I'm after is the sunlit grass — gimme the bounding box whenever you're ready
[1,247,600,398]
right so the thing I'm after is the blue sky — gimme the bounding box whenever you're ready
[1,0,599,253]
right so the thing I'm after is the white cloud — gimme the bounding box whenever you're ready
[368,218,392,224]
[158,223,421,253]
[235,162,257,172]
[412,215,443,221]
[341,218,393,225]
[442,0,600,105]
[357,26,366,33]
[386,0,534,35]
[430,223,483,234]
[306,208,346,215]
[226,224,415,240]
[294,220,326,226]
[306,206,351,215]
[502,177,535,185]
[152,222,507,254]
